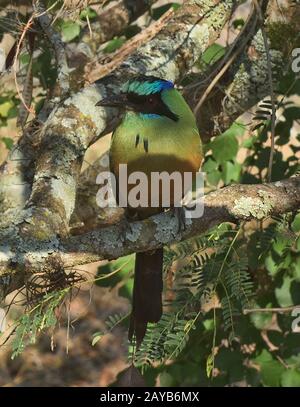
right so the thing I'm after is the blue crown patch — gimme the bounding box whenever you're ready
[123,76,174,95]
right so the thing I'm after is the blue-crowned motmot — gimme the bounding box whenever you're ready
[96,75,202,346]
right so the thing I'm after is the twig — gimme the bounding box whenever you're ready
[86,14,93,39]
[85,8,174,83]
[16,23,36,129]
[10,1,63,123]
[261,330,279,351]
[12,14,36,117]
[243,305,300,314]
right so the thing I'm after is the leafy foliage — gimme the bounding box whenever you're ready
[92,312,129,347]
[9,289,69,359]
[103,37,126,54]
[60,21,81,42]
[130,225,254,368]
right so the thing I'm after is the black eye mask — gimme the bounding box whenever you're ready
[126,92,179,122]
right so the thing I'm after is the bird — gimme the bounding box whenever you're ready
[96,75,202,347]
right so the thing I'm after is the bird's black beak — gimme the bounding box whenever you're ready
[95,94,128,108]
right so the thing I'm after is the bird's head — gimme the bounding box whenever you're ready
[96,75,179,122]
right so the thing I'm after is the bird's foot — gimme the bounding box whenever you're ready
[171,206,186,233]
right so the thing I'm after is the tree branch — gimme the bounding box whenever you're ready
[84,8,174,83]
[1,176,299,300]
[243,306,300,314]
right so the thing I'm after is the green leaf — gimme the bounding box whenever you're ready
[273,234,290,256]
[151,3,181,20]
[206,169,222,185]
[96,255,134,299]
[35,98,45,114]
[250,310,273,330]
[284,107,300,122]
[292,257,300,281]
[227,121,246,138]
[1,137,13,150]
[80,7,97,20]
[159,372,176,386]
[33,47,57,88]
[261,360,285,386]
[20,53,30,65]
[206,353,214,378]
[208,122,245,164]
[0,101,13,118]
[124,25,141,39]
[291,213,300,232]
[265,254,278,276]
[222,161,241,184]
[232,18,245,29]
[255,349,273,363]
[103,37,126,53]
[255,350,285,387]
[201,43,226,65]
[285,354,300,369]
[275,276,293,307]
[281,369,300,387]
[202,157,218,172]
[242,136,257,148]
[91,332,103,346]
[209,133,239,163]
[61,21,81,42]
[202,319,214,331]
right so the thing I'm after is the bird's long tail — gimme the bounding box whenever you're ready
[128,248,163,347]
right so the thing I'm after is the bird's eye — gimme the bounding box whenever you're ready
[149,97,154,104]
